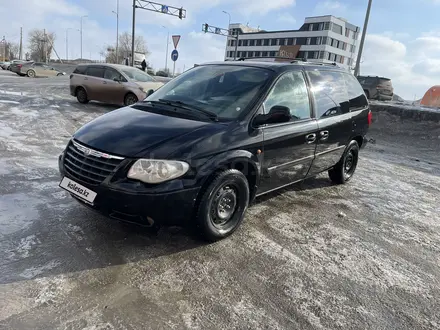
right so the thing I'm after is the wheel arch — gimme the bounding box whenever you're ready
[196,150,261,203]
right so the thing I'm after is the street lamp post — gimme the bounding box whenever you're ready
[354,0,372,76]
[162,26,169,74]
[66,28,80,61]
[223,10,236,59]
[80,15,88,60]
[112,0,119,64]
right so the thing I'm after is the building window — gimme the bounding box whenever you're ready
[262,51,268,57]
[263,39,269,46]
[319,51,326,59]
[284,38,288,45]
[351,45,356,53]
[256,39,262,46]
[342,42,347,51]
[332,39,337,47]
[309,24,313,31]
[340,56,344,64]
[345,28,350,38]
[271,39,277,46]
[353,32,358,40]
[269,51,276,57]
[332,23,343,34]
[249,39,255,46]
[319,23,324,30]
[304,51,308,59]
[255,51,261,57]
[287,38,293,45]
[316,37,322,45]
[321,37,327,45]
[243,40,248,46]
[231,51,235,58]
[293,38,297,45]
[306,38,311,45]
[238,40,243,46]
[324,22,331,30]
[231,39,236,46]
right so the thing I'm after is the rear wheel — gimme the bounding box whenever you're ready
[57,73,63,76]
[328,140,359,184]
[124,93,138,106]
[27,69,36,78]
[195,169,249,242]
[76,87,89,104]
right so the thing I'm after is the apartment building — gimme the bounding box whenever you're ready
[224,15,360,69]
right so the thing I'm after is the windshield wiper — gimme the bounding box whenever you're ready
[154,99,219,121]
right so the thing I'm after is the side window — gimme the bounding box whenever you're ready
[307,70,349,118]
[264,71,311,121]
[104,68,123,81]
[73,66,87,75]
[343,73,368,110]
[86,66,105,78]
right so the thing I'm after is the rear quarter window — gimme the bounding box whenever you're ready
[343,73,369,109]
[73,66,87,75]
[307,70,349,118]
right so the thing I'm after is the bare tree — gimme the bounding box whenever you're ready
[28,29,56,62]
[102,32,149,64]
[8,42,19,60]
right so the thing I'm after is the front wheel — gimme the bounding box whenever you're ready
[328,140,359,184]
[76,87,89,104]
[124,93,138,106]
[27,69,36,78]
[195,169,249,242]
[57,73,63,76]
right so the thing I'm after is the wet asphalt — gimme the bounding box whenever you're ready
[0,69,440,330]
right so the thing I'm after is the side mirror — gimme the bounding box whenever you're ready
[113,77,121,82]
[146,89,154,97]
[253,105,291,126]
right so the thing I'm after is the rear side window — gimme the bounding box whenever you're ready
[104,68,125,81]
[85,66,104,78]
[307,70,349,118]
[73,66,87,75]
[343,73,368,109]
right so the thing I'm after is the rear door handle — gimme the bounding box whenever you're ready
[305,133,316,144]
[102,81,107,84]
[320,130,329,140]
[84,77,88,80]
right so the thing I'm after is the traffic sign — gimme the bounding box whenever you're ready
[161,5,168,13]
[172,35,181,49]
[171,49,178,62]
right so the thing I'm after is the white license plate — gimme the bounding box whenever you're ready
[59,177,97,204]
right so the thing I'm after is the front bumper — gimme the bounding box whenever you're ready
[58,153,200,227]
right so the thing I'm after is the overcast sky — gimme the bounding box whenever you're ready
[2,0,440,100]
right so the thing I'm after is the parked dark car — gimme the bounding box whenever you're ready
[58,60,371,241]
[357,75,394,101]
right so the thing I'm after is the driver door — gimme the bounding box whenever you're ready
[258,70,319,194]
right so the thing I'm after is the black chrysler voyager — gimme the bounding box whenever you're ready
[58,60,371,241]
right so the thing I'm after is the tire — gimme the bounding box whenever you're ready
[124,93,138,106]
[76,87,89,104]
[328,140,359,184]
[27,70,36,78]
[57,73,63,76]
[195,169,249,242]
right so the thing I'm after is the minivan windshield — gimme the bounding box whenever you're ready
[143,65,273,119]
[121,67,156,82]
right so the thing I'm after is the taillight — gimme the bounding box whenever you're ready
[17,64,22,68]
[368,110,372,126]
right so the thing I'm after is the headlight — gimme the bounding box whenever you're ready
[127,159,189,184]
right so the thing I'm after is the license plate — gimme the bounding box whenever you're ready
[59,177,97,204]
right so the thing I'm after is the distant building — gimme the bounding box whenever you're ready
[224,15,360,69]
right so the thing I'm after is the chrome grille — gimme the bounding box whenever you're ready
[63,140,124,185]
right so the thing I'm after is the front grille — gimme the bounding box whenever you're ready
[63,140,124,185]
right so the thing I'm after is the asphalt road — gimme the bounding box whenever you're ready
[1,70,440,330]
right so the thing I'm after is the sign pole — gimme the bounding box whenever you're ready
[173,61,176,77]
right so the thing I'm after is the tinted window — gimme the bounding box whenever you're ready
[307,70,349,118]
[86,66,105,78]
[343,73,369,109]
[264,71,311,121]
[73,66,87,74]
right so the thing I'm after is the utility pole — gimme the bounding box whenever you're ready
[43,28,47,63]
[112,0,119,63]
[19,27,23,60]
[1,36,5,61]
[80,15,88,60]
[354,0,372,76]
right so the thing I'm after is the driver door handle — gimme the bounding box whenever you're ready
[305,133,316,144]
[320,130,329,140]
[102,81,107,84]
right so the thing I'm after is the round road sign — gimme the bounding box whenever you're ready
[171,49,178,62]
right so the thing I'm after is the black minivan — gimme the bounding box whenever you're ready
[58,60,371,241]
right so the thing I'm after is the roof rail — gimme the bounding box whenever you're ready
[236,57,340,67]
[236,56,297,61]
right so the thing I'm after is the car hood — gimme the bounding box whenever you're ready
[72,106,213,157]
[136,81,164,91]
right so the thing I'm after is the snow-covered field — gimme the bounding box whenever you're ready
[1,69,440,329]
